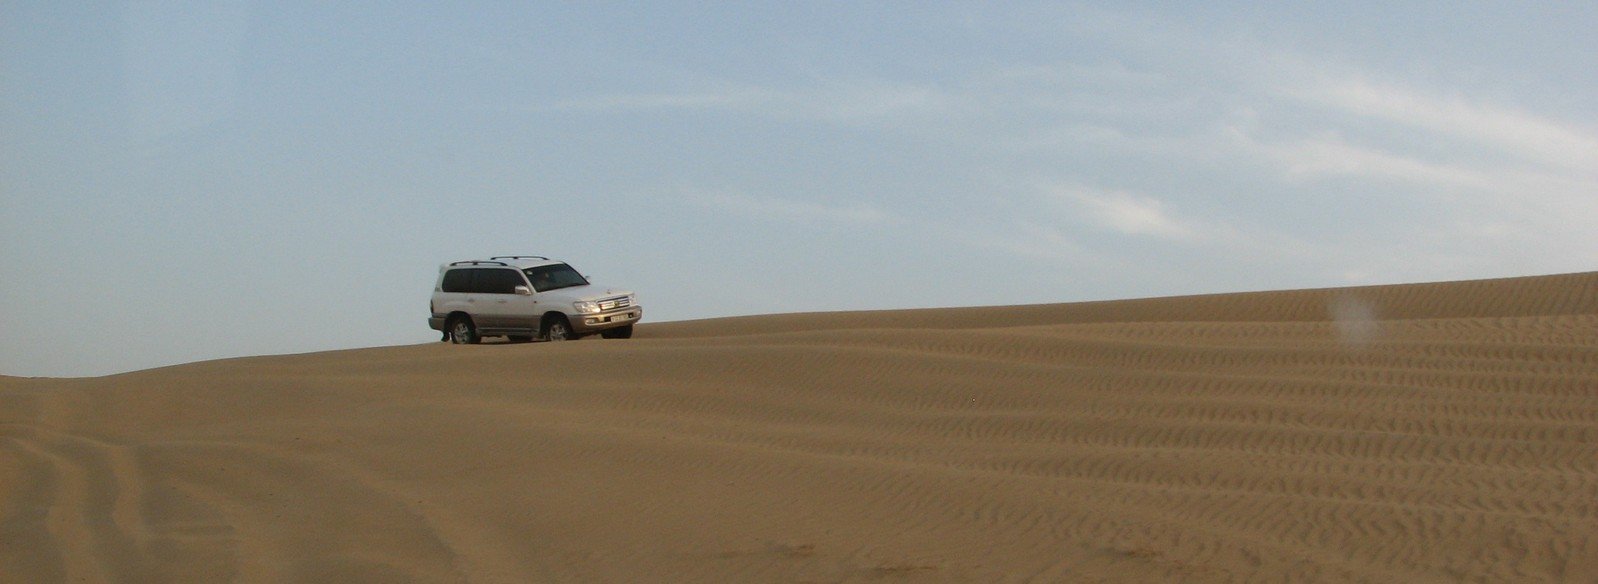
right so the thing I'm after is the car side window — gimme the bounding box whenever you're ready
[441,269,473,293]
[476,268,525,295]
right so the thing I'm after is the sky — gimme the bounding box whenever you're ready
[3,2,1596,377]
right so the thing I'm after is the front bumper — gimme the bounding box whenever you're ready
[570,306,643,334]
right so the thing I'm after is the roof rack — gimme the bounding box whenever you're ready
[490,255,549,261]
[448,260,510,267]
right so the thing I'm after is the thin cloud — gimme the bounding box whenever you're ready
[1291,77,1598,174]
[961,221,1095,263]
[545,81,957,122]
[685,189,890,226]
[1261,133,1495,189]
[548,90,766,112]
[803,81,958,121]
[1052,186,1201,241]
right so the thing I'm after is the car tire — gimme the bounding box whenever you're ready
[449,316,479,344]
[543,315,575,342]
[600,325,633,339]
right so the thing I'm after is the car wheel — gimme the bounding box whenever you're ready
[543,316,575,342]
[449,316,479,344]
[600,325,633,339]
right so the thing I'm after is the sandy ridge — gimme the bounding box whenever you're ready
[3,271,1596,582]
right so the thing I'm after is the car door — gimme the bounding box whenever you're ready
[472,268,537,332]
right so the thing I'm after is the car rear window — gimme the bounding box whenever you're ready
[442,268,526,294]
[441,269,473,293]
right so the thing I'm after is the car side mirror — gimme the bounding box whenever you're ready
[514,285,533,295]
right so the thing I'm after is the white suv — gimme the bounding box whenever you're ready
[428,256,641,343]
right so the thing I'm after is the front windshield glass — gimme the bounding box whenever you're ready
[523,264,589,293]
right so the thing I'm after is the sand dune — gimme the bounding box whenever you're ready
[3,272,1596,582]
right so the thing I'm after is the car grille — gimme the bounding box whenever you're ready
[596,296,631,311]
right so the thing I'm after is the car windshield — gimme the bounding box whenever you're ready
[523,264,589,292]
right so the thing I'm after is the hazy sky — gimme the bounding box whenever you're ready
[4,2,1596,377]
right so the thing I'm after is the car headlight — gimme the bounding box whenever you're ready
[573,301,600,314]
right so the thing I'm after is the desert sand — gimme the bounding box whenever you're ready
[3,272,1596,583]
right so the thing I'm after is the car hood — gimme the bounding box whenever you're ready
[539,283,634,303]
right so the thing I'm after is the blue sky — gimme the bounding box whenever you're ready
[4,2,1596,377]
